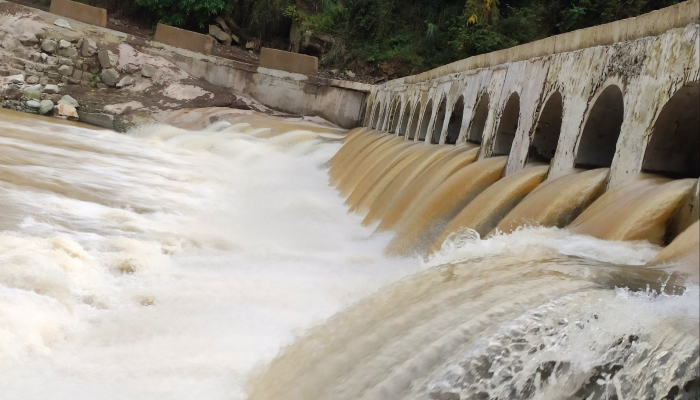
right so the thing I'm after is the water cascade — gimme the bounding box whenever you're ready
[1,113,697,399]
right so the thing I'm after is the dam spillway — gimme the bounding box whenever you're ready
[0,1,699,399]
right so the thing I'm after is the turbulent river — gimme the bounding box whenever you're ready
[0,108,697,399]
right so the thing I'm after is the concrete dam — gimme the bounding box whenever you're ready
[335,0,700,258]
[0,0,698,399]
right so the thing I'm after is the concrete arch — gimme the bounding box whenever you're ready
[642,81,700,178]
[431,96,447,144]
[382,98,397,131]
[493,92,520,156]
[408,101,422,140]
[575,84,624,168]
[529,91,563,163]
[467,93,490,144]
[445,95,465,145]
[389,99,403,133]
[398,101,413,137]
[417,99,434,141]
[370,101,382,129]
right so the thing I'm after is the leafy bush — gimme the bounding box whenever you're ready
[133,0,227,29]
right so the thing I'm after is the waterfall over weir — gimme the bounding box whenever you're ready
[0,111,698,399]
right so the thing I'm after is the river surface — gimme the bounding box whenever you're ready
[0,109,697,399]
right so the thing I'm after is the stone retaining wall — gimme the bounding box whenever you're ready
[49,0,106,28]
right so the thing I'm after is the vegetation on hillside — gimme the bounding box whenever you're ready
[56,0,686,77]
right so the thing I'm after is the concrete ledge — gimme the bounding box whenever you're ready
[49,0,106,28]
[259,48,318,76]
[393,0,700,86]
[154,24,213,55]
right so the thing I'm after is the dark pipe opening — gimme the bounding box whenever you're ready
[642,82,700,179]
[575,85,624,169]
[529,91,563,163]
[493,93,520,156]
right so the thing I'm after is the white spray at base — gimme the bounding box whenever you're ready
[0,110,696,399]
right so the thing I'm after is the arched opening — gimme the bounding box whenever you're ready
[431,98,447,144]
[468,93,489,144]
[389,100,402,133]
[529,91,563,163]
[575,85,624,168]
[417,100,434,141]
[642,82,700,178]
[398,102,412,136]
[371,102,382,129]
[408,101,421,140]
[445,96,464,145]
[493,93,520,156]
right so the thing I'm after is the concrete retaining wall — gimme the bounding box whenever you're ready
[154,24,213,55]
[259,48,318,76]
[49,0,106,28]
[145,44,370,128]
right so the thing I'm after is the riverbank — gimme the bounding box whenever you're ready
[0,1,368,131]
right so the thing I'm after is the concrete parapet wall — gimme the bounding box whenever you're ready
[154,24,213,55]
[387,0,699,86]
[259,48,318,76]
[49,0,106,28]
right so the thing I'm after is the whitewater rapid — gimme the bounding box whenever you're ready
[0,109,696,399]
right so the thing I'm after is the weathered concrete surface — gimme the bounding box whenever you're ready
[259,47,318,76]
[49,0,106,28]
[145,44,370,128]
[365,0,699,188]
[154,23,213,55]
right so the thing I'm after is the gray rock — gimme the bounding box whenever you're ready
[41,39,58,54]
[26,75,39,84]
[57,47,78,58]
[19,33,38,46]
[72,69,82,80]
[59,57,74,66]
[30,52,41,61]
[209,25,232,44]
[54,19,75,31]
[40,53,48,62]
[58,94,79,107]
[96,83,108,89]
[123,63,140,74]
[5,74,24,84]
[77,111,114,129]
[26,100,41,108]
[43,84,60,94]
[59,40,71,49]
[68,77,80,84]
[39,76,49,85]
[58,65,74,76]
[116,75,134,88]
[82,71,93,80]
[101,68,119,86]
[51,94,62,103]
[98,50,118,69]
[46,56,58,65]
[81,38,98,57]
[47,72,61,81]
[140,64,157,78]
[1,85,22,100]
[38,99,54,115]
[23,86,42,99]
[214,16,230,32]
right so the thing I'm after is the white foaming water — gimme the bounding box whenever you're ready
[0,112,416,399]
[0,110,697,399]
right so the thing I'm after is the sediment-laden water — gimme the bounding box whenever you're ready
[0,110,697,399]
